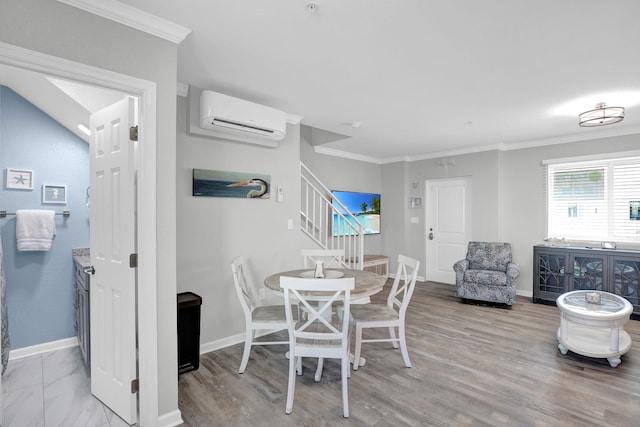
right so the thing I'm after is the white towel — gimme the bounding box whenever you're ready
[16,210,56,252]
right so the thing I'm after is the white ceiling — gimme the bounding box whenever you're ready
[4,1,640,162]
[117,0,640,162]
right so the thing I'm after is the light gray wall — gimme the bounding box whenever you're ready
[381,161,410,274]
[176,95,309,345]
[378,135,640,295]
[381,150,502,277]
[0,0,179,417]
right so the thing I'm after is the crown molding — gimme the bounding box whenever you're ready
[57,0,191,44]
[313,146,383,164]
[499,125,640,152]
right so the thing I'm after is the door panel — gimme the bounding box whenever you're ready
[426,177,472,284]
[90,97,137,425]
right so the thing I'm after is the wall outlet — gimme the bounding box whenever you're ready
[287,218,294,230]
[258,288,266,300]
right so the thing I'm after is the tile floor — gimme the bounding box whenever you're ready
[2,346,131,426]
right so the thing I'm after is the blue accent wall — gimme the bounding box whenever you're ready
[0,86,90,349]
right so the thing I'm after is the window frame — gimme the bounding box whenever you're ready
[544,152,640,243]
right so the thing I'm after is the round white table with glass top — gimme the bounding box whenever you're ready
[556,290,633,367]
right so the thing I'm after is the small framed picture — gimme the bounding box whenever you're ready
[42,184,67,204]
[6,168,34,190]
[409,197,422,209]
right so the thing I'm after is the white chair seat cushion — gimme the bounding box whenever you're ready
[253,305,297,323]
[350,304,399,322]
[293,321,346,348]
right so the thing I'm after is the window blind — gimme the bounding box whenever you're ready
[546,156,640,242]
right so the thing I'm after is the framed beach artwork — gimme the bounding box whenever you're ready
[330,190,381,236]
[192,169,271,199]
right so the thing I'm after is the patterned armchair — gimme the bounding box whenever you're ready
[453,242,520,305]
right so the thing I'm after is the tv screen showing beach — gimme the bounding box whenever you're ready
[331,190,381,236]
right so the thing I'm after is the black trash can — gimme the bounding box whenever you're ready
[177,292,202,374]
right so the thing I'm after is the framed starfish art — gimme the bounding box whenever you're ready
[6,168,34,190]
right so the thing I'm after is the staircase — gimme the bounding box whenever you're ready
[300,162,364,269]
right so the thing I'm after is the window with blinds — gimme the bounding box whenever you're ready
[547,156,640,242]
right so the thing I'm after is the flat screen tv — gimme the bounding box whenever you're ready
[331,190,381,236]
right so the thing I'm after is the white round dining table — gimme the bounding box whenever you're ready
[264,268,387,370]
[264,268,387,300]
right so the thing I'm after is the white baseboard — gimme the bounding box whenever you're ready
[158,409,183,427]
[517,289,533,298]
[199,328,288,355]
[9,337,78,361]
[199,332,252,355]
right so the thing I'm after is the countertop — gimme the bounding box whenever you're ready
[73,247,90,267]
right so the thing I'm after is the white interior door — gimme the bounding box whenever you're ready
[426,177,472,284]
[89,97,138,425]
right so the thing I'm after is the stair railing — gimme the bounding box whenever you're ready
[300,162,364,270]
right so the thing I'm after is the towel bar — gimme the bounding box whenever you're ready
[0,210,70,218]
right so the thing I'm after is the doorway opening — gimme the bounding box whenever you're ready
[0,42,159,424]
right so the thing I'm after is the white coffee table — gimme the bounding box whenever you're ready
[556,290,633,367]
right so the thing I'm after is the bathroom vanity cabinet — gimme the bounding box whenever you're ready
[73,249,91,370]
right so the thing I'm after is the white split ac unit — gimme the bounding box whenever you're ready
[200,90,287,141]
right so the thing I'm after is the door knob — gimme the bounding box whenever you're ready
[83,265,95,275]
[428,228,434,240]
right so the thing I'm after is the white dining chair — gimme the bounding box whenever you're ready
[350,254,420,370]
[280,276,355,418]
[231,256,297,374]
[301,248,360,378]
[301,248,346,269]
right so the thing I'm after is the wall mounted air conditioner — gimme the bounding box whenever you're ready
[200,90,287,141]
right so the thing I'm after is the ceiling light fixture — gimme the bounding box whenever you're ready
[306,2,318,12]
[578,102,625,127]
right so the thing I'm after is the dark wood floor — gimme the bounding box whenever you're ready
[178,281,640,426]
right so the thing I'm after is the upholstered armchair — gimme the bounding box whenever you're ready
[453,242,520,305]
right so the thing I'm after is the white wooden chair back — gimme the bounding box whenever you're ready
[301,248,346,269]
[386,254,420,318]
[280,276,354,349]
[231,256,255,317]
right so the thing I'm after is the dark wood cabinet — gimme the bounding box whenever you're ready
[533,245,640,316]
[74,257,90,370]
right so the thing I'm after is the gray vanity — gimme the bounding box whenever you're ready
[73,248,90,370]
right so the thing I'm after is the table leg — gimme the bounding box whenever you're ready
[607,356,622,368]
[558,342,568,355]
[610,327,620,352]
[560,316,568,340]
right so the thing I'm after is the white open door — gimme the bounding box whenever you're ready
[89,97,138,425]
[426,177,472,284]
